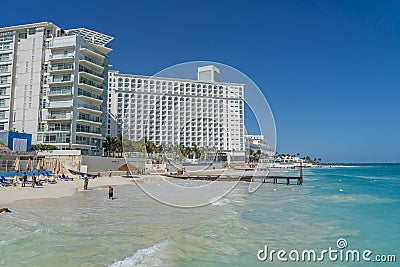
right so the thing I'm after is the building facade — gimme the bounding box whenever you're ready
[107,66,245,153]
[0,22,113,155]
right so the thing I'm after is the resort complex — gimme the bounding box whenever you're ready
[0,21,274,165]
[107,66,245,160]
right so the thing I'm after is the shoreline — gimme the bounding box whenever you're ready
[0,176,144,206]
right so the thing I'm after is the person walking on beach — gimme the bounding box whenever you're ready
[83,175,89,190]
[22,172,27,187]
[108,186,114,200]
[31,173,36,188]
[109,170,112,177]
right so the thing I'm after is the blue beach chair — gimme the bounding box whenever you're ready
[1,176,11,186]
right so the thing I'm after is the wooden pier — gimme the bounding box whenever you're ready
[166,162,304,186]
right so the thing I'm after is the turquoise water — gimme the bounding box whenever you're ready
[1,164,399,266]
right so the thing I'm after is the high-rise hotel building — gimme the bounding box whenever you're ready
[0,22,112,154]
[107,66,245,152]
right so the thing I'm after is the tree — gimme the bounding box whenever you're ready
[103,135,117,157]
[31,144,58,151]
[115,133,123,157]
[255,149,262,162]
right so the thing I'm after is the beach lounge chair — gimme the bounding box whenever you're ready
[58,175,71,181]
[18,178,32,184]
[1,176,11,186]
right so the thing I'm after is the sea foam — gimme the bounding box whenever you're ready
[109,240,167,267]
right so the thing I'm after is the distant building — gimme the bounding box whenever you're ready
[107,65,245,154]
[0,22,113,155]
[0,131,32,152]
[245,135,274,156]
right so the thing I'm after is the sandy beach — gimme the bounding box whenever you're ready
[0,176,142,205]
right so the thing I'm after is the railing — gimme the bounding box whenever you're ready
[76,128,101,134]
[79,78,103,89]
[78,114,101,123]
[51,65,73,71]
[48,101,72,108]
[50,54,74,60]
[51,77,72,83]
[80,56,103,66]
[49,88,72,95]
[78,104,101,111]
[75,139,100,146]
[78,88,102,100]
[50,41,75,49]
[46,114,72,120]
[79,66,103,78]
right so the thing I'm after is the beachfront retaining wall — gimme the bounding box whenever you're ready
[82,156,147,173]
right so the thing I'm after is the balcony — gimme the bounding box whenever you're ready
[0,58,11,64]
[79,71,103,84]
[80,48,105,62]
[50,40,75,50]
[75,128,102,137]
[48,87,72,97]
[49,54,74,63]
[49,64,74,74]
[78,77,103,93]
[77,104,102,114]
[79,55,103,67]
[46,113,72,121]
[77,89,102,104]
[77,117,102,126]
[47,101,73,109]
[79,58,104,73]
[48,77,73,86]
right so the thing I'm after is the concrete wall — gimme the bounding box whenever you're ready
[82,156,147,172]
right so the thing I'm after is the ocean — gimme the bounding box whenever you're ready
[1,164,399,266]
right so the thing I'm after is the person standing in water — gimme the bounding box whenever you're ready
[108,186,114,200]
[83,175,89,190]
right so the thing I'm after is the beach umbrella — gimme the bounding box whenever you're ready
[14,157,20,175]
[77,157,81,172]
[56,159,61,175]
[36,159,42,171]
[51,159,57,176]
[26,158,31,171]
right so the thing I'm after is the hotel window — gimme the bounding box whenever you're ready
[0,123,4,130]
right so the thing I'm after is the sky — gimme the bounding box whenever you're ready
[2,0,400,163]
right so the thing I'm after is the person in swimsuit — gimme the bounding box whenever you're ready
[108,186,114,200]
[83,176,89,190]
[22,172,27,187]
[32,173,36,188]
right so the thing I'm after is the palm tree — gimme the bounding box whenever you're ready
[115,133,123,157]
[103,135,117,157]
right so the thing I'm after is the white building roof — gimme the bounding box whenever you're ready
[66,28,114,46]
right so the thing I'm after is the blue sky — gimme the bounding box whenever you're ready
[2,0,400,162]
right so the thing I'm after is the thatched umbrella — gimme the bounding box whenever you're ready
[77,157,81,172]
[14,157,20,175]
[118,163,138,175]
[26,158,31,172]
[51,159,57,176]
[55,159,61,176]
[36,159,42,171]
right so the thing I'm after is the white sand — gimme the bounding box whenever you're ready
[0,176,143,205]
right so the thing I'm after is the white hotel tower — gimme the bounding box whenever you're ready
[0,22,112,155]
[107,65,245,153]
